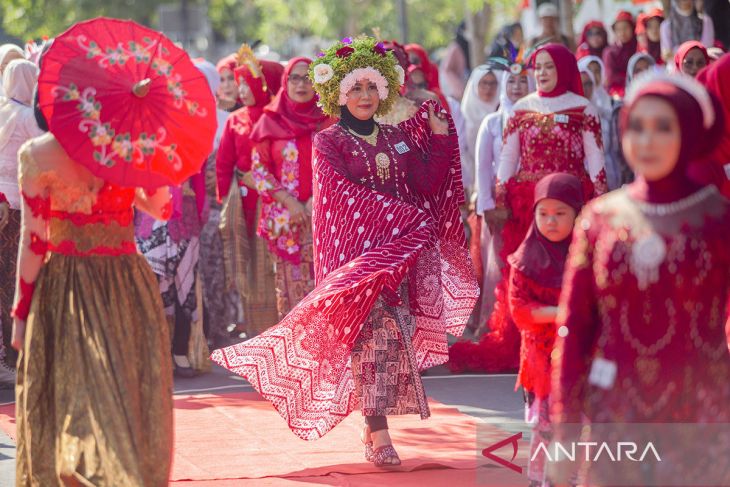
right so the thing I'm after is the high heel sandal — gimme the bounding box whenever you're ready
[360,425,374,462]
[371,444,401,467]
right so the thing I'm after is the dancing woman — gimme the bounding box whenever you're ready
[213,36,477,466]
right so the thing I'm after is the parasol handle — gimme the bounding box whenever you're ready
[132,78,152,98]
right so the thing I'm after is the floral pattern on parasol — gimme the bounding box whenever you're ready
[37,17,217,189]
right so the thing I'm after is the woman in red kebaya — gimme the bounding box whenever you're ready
[246,57,335,318]
[216,54,242,112]
[212,36,477,467]
[551,73,729,485]
[475,44,605,373]
[216,47,283,337]
[509,173,584,487]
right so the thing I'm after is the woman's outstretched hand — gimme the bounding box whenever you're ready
[428,104,449,135]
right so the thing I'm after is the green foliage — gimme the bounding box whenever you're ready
[1,0,162,40]
[1,0,524,54]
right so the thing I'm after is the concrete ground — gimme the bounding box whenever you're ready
[0,365,526,485]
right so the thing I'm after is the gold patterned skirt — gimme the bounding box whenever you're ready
[15,252,173,486]
[274,225,315,319]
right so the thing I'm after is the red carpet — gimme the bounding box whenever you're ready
[0,392,529,485]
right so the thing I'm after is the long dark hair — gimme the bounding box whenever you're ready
[455,21,471,71]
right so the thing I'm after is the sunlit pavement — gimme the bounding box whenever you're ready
[0,365,525,485]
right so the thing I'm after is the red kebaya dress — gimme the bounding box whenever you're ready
[212,102,478,440]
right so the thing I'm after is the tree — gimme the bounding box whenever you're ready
[1,0,520,58]
[1,0,165,39]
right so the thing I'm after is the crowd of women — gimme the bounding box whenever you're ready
[0,0,728,483]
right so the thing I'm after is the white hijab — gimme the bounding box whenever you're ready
[497,70,536,121]
[0,59,39,151]
[194,58,228,151]
[461,65,500,158]
[461,65,500,129]
[577,55,612,117]
[0,44,24,98]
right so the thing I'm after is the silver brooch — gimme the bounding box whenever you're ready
[630,233,666,290]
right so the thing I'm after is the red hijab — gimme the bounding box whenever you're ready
[697,54,730,196]
[216,54,237,74]
[621,77,725,203]
[250,57,332,142]
[533,44,584,98]
[508,173,585,289]
[576,21,608,59]
[674,41,709,73]
[637,9,665,65]
[405,43,440,90]
[234,60,284,111]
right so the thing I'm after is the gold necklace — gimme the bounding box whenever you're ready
[349,125,379,147]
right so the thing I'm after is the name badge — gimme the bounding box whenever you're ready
[554,114,569,124]
[394,141,410,154]
[588,357,617,390]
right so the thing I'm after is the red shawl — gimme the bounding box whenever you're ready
[212,101,478,440]
[250,57,331,142]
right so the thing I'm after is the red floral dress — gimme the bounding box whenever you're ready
[216,106,262,236]
[251,135,314,261]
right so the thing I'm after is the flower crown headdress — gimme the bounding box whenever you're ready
[309,36,404,117]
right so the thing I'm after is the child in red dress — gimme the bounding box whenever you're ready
[507,173,584,487]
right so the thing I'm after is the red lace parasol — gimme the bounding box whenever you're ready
[37,17,217,189]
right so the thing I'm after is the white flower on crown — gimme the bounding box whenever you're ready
[510,63,523,75]
[313,64,335,84]
[338,67,389,105]
[394,65,405,85]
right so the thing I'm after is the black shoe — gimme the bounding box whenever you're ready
[172,355,197,378]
